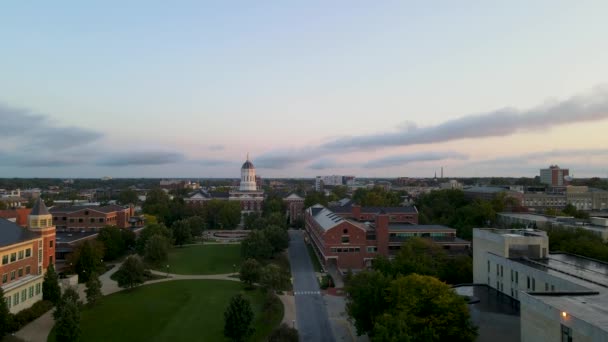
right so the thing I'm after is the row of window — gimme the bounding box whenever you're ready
[4,283,41,309]
[488,260,556,294]
[330,247,361,253]
[53,217,112,223]
[2,265,33,283]
[1,248,33,265]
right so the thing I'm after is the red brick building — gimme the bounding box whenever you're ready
[305,205,470,270]
[283,193,304,225]
[1,199,55,313]
[50,204,135,232]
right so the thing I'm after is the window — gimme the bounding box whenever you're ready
[366,246,377,253]
[38,266,42,274]
[545,283,549,291]
[99,218,104,223]
[496,281,499,290]
[5,296,10,309]
[532,278,536,291]
[25,249,31,257]
[341,236,350,243]
[78,218,83,223]
[39,241,42,248]
[343,228,348,234]
[487,260,490,272]
[561,325,572,342]
[515,271,518,284]
[29,286,34,298]
[527,276,530,289]
[69,218,74,223]
[18,250,24,260]
[36,283,41,295]
[18,268,23,277]
[90,218,95,223]
[13,293,19,305]
[21,289,26,302]
[552,285,555,292]
[10,253,16,262]
[85,210,89,215]
[500,265,503,277]
[2,255,7,265]
[38,251,42,263]
[26,266,31,275]
[496,264,499,275]
[2,274,7,283]
[10,271,15,280]
[49,240,54,248]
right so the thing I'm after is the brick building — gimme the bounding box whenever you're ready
[1,199,55,313]
[283,193,304,225]
[305,205,470,270]
[50,204,135,232]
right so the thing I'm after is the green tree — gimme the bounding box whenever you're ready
[345,270,391,336]
[353,187,401,207]
[136,223,172,254]
[262,196,286,217]
[264,225,289,255]
[268,323,299,342]
[304,191,328,208]
[371,274,477,342]
[54,293,81,342]
[239,258,261,289]
[0,287,9,339]
[43,264,61,305]
[142,188,171,221]
[241,230,272,261]
[115,255,146,289]
[144,234,170,266]
[251,217,269,230]
[171,219,193,247]
[186,216,206,238]
[223,294,255,342]
[54,287,81,321]
[441,255,473,285]
[97,226,128,261]
[85,272,102,306]
[388,238,447,278]
[243,212,259,230]
[117,189,139,205]
[260,264,289,292]
[331,185,348,199]
[266,212,287,229]
[0,201,6,210]
[70,240,104,283]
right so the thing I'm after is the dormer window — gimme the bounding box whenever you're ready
[85,211,89,215]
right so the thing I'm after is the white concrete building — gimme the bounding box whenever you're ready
[474,228,608,341]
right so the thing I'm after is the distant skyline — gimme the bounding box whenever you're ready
[2,1,608,179]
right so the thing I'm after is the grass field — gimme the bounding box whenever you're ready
[48,280,282,342]
[159,244,243,275]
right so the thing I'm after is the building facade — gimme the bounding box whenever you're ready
[50,204,136,231]
[1,199,55,314]
[305,205,469,270]
[540,165,570,187]
[283,193,304,225]
[473,228,608,341]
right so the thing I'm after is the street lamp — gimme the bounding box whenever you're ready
[233,264,237,274]
[166,264,170,277]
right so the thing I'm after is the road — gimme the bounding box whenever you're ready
[288,230,335,342]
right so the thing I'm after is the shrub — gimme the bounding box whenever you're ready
[6,300,53,332]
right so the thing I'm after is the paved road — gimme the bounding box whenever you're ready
[288,230,335,342]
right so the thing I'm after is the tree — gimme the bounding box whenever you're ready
[266,212,287,229]
[54,293,81,342]
[388,238,447,278]
[0,287,9,339]
[243,212,259,230]
[304,191,328,208]
[114,255,146,289]
[241,230,272,260]
[371,274,477,342]
[345,270,391,336]
[260,264,287,292]
[239,258,261,289]
[85,272,102,306]
[117,189,139,205]
[144,234,170,266]
[43,264,61,305]
[70,240,104,283]
[223,294,255,342]
[97,225,129,261]
[186,216,206,238]
[268,323,299,342]
[54,287,81,321]
[142,188,171,221]
[171,219,193,247]
[136,223,172,254]
[264,225,289,255]
[331,185,348,199]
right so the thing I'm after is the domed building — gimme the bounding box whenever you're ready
[230,155,265,213]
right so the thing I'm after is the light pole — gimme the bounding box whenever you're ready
[166,264,170,277]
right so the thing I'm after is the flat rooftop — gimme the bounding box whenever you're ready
[55,231,99,244]
[516,253,608,288]
[498,213,550,222]
[388,224,455,232]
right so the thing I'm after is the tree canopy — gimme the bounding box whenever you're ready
[114,255,146,289]
[43,264,61,305]
[352,187,402,207]
[223,294,255,342]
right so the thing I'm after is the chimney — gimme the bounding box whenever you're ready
[352,205,361,219]
[375,213,389,256]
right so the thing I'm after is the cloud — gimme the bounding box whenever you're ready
[208,144,225,151]
[476,149,608,167]
[254,148,320,169]
[308,159,341,170]
[0,151,85,168]
[362,151,468,168]
[0,103,103,150]
[96,151,186,166]
[197,158,234,167]
[322,85,608,151]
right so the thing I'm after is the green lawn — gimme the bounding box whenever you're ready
[159,244,243,275]
[48,280,282,342]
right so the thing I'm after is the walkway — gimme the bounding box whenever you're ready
[288,230,335,342]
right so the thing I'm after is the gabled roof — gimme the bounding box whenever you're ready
[284,193,304,201]
[49,205,128,214]
[308,205,345,231]
[328,205,418,215]
[0,218,40,247]
[30,198,50,216]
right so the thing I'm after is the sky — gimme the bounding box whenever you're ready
[1,1,608,179]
